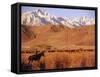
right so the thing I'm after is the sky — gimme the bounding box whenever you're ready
[21,6,95,18]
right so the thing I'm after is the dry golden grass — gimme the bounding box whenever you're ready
[21,47,95,70]
[21,25,95,71]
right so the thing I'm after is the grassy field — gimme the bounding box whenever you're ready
[21,25,95,71]
[21,46,95,71]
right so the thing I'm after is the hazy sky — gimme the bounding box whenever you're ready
[21,6,95,18]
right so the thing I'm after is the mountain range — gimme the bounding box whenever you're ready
[21,9,95,28]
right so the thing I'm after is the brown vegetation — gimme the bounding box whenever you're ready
[21,24,95,71]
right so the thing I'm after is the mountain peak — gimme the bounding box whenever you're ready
[37,9,44,14]
[21,9,95,28]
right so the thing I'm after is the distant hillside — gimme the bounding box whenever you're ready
[21,24,95,50]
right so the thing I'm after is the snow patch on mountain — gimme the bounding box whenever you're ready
[21,9,95,28]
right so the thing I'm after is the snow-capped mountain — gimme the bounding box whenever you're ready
[21,9,95,28]
[66,16,95,27]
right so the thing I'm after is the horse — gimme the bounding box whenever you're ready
[28,51,45,64]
